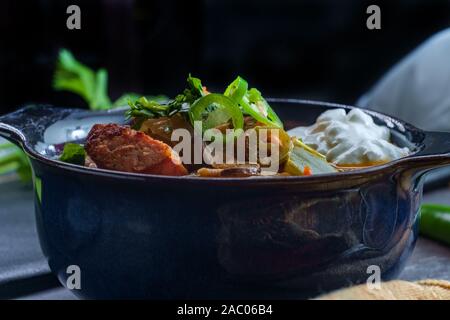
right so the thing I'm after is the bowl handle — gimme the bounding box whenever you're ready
[0,108,29,147]
[0,105,74,148]
[402,130,450,170]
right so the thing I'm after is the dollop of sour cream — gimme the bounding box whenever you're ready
[287,108,410,166]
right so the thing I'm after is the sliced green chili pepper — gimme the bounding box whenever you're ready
[224,76,248,103]
[188,93,244,131]
[224,77,283,129]
[420,203,450,246]
[246,88,283,128]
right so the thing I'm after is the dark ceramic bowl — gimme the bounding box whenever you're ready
[1,100,450,299]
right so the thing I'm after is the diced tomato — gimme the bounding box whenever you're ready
[303,166,312,176]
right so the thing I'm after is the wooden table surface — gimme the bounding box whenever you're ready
[0,179,448,300]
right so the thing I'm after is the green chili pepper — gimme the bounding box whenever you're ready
[246,88,283,128]
[188,93,244,131]
[420,203,450,246]
[224,77,283,129]
[224,76,248,103]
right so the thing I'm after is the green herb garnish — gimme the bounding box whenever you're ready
[125,74,204,121]
[113,93,167,108]
[59,143,86,165]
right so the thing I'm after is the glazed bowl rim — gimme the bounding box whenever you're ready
[6,98,446,185]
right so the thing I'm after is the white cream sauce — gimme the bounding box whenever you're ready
[287,108,410,166]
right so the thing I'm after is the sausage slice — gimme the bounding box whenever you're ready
[85,124,188,176]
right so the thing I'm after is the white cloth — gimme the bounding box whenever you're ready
[357,28,450,132]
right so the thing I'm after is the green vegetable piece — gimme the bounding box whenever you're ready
[188,93,244,131]
[187,74,205,97]
[224,76,283,129]
[59,143,86,165]
[284,139,337,175]
[92,68,112,110]
[34,176,42,204]
[420,204,450,246]
[294,138,327,160]
[125,75,204,122]
[113,93,168,108]
[0,143,32,182]
[126,96,184,120]
[53,49,112,110]
[224,76,248,103]
[246,88,283,128]
[254,126,292,164]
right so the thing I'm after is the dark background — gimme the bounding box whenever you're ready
[1,0,450,113]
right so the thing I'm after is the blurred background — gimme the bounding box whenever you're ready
[1,0,450,113]
[1,0,450,300]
